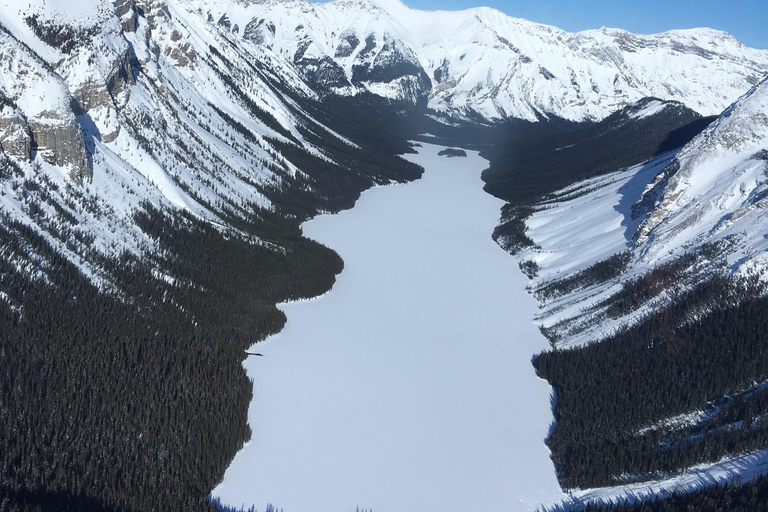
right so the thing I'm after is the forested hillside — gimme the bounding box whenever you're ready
[481,99,715,206]
[503,78,768,510]
[2,0,768,510]
[0,89,423,511]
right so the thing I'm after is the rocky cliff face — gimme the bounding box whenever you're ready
[28,112,92,182]
[0,104,32,162]
[0,0,767,285]
[0,0,418,287]
[113,0,138,33]
[0,26,93,182]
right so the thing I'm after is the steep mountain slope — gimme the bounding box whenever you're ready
[482,96,716,206]
[634,75,768,264]
[516,76,768,499]
[522,75,768,348]
[0,1,422,510]
[4,0,761,298]
[190,0,768,122]
[0,0,420,291]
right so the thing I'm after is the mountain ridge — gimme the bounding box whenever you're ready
[510,76,768,506]
[180,0,768,121]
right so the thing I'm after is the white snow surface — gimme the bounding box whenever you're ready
[512,78,768,504]
[0,0,365,287]
[189,0,768,121]
[522,154,675,348]
[627,100,668,120]
[635,74,768,264]
[563,447,768,510]
[211,143,566,512]
[520,76,768,349]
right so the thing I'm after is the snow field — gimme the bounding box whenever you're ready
[211,143,565,512]
[521,154,675,349]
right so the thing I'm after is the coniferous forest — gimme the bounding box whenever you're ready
[2,83,767,512]
[481,100,768,509]
[536,271,768,489]
[0,94,423,511]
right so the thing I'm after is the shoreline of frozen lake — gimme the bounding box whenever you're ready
[211,143,565,512]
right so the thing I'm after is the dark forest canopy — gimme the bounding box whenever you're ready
[0,94,760,512]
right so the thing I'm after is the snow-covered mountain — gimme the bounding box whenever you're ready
[185,0,768,122]
[0,0,761,291]
[634,75,768,264]
[0,0,424,289]
[520,74,768,348]
[0,0,764,330]
[0,0,765,365]
[517,76,768,501]
[3,0,768,508]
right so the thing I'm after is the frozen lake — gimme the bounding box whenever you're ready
[212,143,565,512]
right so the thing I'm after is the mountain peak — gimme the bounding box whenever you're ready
[201,0,768,121]
[2,0,768,126]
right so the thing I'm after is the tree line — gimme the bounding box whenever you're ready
[0,85,424,511]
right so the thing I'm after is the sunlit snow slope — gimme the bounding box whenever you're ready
[523,74,768,349]
[1,0,767,290]
[0,0,416,291]
[513,75,768,507]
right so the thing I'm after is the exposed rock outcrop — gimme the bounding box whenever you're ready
[632,75,768,255]
[113,0,138,33]
[0,105,33,161]
[29,112,91,183]
[71,44,134,112]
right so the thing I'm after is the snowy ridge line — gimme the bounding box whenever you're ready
[187,0,768,122]
[627,99,669,121]
[522,77,768,506]
[536,150,678,207]
[2,0,412,294]
[551,447,768,512]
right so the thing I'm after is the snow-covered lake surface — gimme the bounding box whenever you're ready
[211,143,565,512]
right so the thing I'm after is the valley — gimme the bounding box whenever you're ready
[2,0,768,511]
[211,143,563,512]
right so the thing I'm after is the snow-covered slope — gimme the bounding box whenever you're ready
[0,0,763,359]
[521,74,768,348]
[634,74,768,267]
[1,0,765,375]
[0,0,407,290]
[3,0,761,294]
[515,76,768,502]
[189,0,768,122]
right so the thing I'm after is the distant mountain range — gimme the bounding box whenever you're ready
[164,0,768,122]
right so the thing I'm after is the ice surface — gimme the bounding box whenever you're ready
[211,143,565,512]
